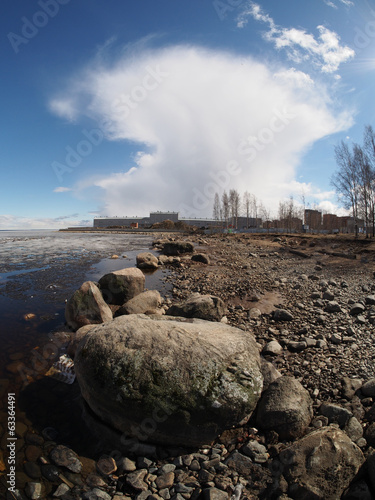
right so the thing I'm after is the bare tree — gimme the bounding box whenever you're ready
[213,192,221,222]
[221,191,230,229]
[331,140,361,237]
[243,191,251,228]
[229,189,241,229]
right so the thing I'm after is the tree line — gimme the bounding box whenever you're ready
[331,125,375,237]
[212,189,303,230]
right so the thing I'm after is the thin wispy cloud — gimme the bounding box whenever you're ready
[53,187,72,193]
[323,0,354,8]
[236,2,355,73]
[49,44,353,217]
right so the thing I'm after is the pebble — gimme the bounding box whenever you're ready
[96,456,117,475]
[25,482,44,500]
[23,462,41,479]
[126,469,149,491]
[50,445,82,473]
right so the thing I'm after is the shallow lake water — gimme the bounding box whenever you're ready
[0,230,172,383]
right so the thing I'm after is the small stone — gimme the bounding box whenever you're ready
[82,489,112,500]
[126,469,149,492]
[41,464,60,482]
[158,464,176,475]
[203,487,229,500]
[15,421,28,438]
[324,301,342,313]
[155,472,175,490]
[86,473,107,488]
[350,303,365,316]
[137,457,153,469]
[288,341,307,352]
[249,308,262,319]
[365,295,375,305]
[25,482,44,500]
[242,440,268,463]
[262,340,282,356]
[118,457,137,472]
[159,488,171,500]
[323,290,335,301]
[344,417,363,442]
[361,379,375,397]
[25,446,42,462]
[273,309,294,321]
[189,459,200,471]
[50,445,82,473]
[24,462,41,479]
[330,334,342,345]
[53,484,70,497]
[365,422,375,447]
[320,402,352,427]
[96,456,117,475]
[225,451,253,475]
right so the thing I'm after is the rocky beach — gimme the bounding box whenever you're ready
[2,231,375,500]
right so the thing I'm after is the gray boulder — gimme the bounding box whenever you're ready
[361,378,375,397]
[136,252,159,270]
[65,281,113,331]
[166,293,225,322]
[116,290,163,316]
[350,303,366,316]
[256,376,313,440]
[279,426,364,500]
[98,268,145,305]
[273,309,294,321]
[162,241,194,256]
[191,253,210,264]
[74,314,263,447]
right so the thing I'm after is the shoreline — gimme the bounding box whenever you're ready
[2,232,375,498]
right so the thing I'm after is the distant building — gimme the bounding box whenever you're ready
[93,212,218,229]
[304,209,322,231]
[323,214,339,232]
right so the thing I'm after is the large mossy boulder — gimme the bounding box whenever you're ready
[74,314,263,447]
[98,268,145,305]
[65,281,113,331]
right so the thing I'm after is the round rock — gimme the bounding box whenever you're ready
[50,445,82,473]
[256,376,313,440]
[75,314,263,447]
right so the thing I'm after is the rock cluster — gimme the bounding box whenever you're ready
[13,233,375,500]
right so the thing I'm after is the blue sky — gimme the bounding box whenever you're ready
[1,0,375,228]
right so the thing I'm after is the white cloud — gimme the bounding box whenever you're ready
[49,44,353,218]
[236,2,355,73]
[53,187,72,193]
[323,0,354,8]
[49,98,78,122]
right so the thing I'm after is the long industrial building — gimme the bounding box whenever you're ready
[93,211,260,229]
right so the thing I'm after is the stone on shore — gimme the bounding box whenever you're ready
[98,268,145,305]
[74,314,263,447]
[166,293,225,322]
[256,376,313,440]
[136,252,159,270]
[279,426,364,500]
[116,290,163,316]
[162,241,194,256]
[191,253,210,264]
[65,281,113,331]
